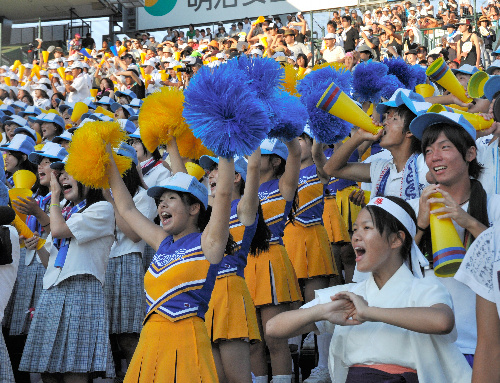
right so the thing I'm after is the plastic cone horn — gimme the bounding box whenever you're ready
[42,51,50,64]
[71,102,89,122]
[94,106,115,119]
[253,16,265,25]
[467,71,489,99]
[18,65,26,80]
[414,83,435,98]
[140,52,147,64]
[9,188,33,222]
[12,60,22,71]
[118,45,127,57]
[90,89,98,99]
[79,48,92,59]
[429,192,466,277]
[427,104,493,131]
[32,65,41,79]
[174,51,181,62]
[110,46,118,57]
[4,77,11,86]
[11,215,46,250]
[317,82,382,135]
[57,66,66,80]
[13,170,37,189]
[426,57,472,103]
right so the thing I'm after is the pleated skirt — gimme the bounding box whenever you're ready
[244,244,302,307]
[142,244,155,272]
[19,274,115,378]
[9,260,45,336]
[205,275,261,343]
[323,197,351,244]
[125,314,218,383]
[105,252,146,334]
[2,248,26,329]
[0,332,14,383]
[336,186,363,232]
[283,223,338,280]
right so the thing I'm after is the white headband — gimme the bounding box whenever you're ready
[367,197,429,278]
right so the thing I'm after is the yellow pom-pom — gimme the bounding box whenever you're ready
[176,129,213,160]
[66,121,131,189]
[311,62,346,72]
[138,87,189,153]
[281,63,299,96]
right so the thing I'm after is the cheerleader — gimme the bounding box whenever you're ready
[200,149,269,383]
[104,143,156,376]
[105,140,235,383]
[245,138,303,383]
[19,156,116,381]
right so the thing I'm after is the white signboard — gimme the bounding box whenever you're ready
[138,0,357,30]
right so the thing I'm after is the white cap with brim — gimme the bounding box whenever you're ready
[199,155,248,181]
[260,138,288,160]
[52,131,73,145]
[147,172,209,210]
[409,111,476,141]
[451,64,479,76]
[29,142,68,165]
[376,89,428,116]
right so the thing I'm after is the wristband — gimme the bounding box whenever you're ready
[50,203,60,209]
[42,222,50,228]
[417,224,429,232]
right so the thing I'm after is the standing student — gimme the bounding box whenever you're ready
[245,138,303,383]
[201,149,268,383]
[19,156,116,381]
[104,143,157,378]
[105,139,235,383]
[266,196,472,383]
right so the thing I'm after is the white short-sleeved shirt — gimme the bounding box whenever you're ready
[141,159,171,188]
[0,226,20,323]
[476,135,499,195]
[43,201,115,289]
[67,73,91,103]
[322,46,345,63]
[110,188,157,258]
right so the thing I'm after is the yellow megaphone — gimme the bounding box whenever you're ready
[159,70,168,82]
[174,51,181,62]
[426,57,472,103]
[317,82,382,135]
[57,66,66,80]
[253,16,265,25]
[140,52,147,64]
[118,45,127,56]
[173,65,183,82]
[144,74,152,89]
[140,66,146,78]
[260,36,268,48]
[18,65,26,80]
[4,77,11,86]
[427,104,493,131]
[185,162,205,180]
[11,215,46,250]
[90,89,98,99]
[297,67,307,77]
[13,170,37,189]
[467,71,489,99]
[42,51,49,64]
[71,102,89,122]
[9,188,33,222]
[31,65,41,80]
[430,192,466,277]
[12,60,22,71]
[415,83,435,98]
[94,106,115,119]
[66,75,73,81]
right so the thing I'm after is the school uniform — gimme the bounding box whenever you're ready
[125,233,219,383]
[283,165,338,279]
[245,179,302,306]
[19,201,116,378]
[105,187,157,334]
[205,199,261,343]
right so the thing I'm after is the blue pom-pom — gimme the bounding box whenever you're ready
[381,74,405,99]
[297,66,352,97]
[382,57,414,89]
[267,91,309,141]
[352,61,398,103]
[183,64,270,158]
[410,64,427,87]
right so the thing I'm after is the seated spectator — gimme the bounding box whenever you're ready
[284,29,312,61]
[321,34,345,63]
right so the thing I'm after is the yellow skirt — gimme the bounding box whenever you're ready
[205,275,261,343]
[283,223,338,279]
[125,314,218,383]
[323,197,351,244]
[244,244,303,307]
[336,186,363,232]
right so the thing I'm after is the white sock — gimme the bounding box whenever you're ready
[317,333,332,369]
[288,334,302,354]
[272,374,293,383]
[253,376,268,383]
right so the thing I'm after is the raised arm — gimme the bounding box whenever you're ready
[311,140,330,184]
[237,148,261,226]
[106,146,166,250]
[278,138,301,201]
[166,137,187,175]
[201,157,234,264]
[49,172,74,239]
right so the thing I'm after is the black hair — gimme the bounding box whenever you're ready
[22,93,34,106]
[386,104,421,154]
[421,122,483,179]
[428,53,440,62]
[6,151,37,177]
[249,203,271,256]
[300,132,313,144]
[122,163,142,197]
[297,53,309,67]
[342,15,352,22]
[327,20,337,29]
[365,196,416,263]
[62,181,107,212]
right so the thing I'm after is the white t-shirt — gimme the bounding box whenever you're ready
[42,201,115,289]
[67,73,91,103]
[304,265,471,383]
[476,135,499,195]
[0,226,20,323]
[141,159,171,188]
[322,46,345,62]
[110,187,157,258]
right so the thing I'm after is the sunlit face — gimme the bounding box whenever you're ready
[38,157,53,186]
[380,109,406,149]
[129,138,149,163]
[208,164,219,195]
[4,151,20,173]
[41,122,58,141]
[157,191,198,236]
[58,170,85,203]
[456,73,471,89]
[4,123,17,141]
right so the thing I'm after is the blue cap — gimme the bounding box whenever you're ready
[128,98,144,108]
[260,138,288,160]
[129,128,141,139]
[115,89,137,99]
[11,101,27,111]
[58,102,76,114]
[52,130,73,145]
[452,64,479,76]
[376,88,428,116]
[95,96,114,106]
[83,98,97,110]
[28,113,65,130]
[147,172,209,209]
[199,155,248,181]
[409,111,476,141]
[4,115,28,128]
[18,105,42,117]
[110,103,136,117]
[87,113,114,122]
[117,119,136,134]
[28,142,68,164]
[50,155,68,170]
[0,104,15,116]
[116,142,138,165]
[483,75,500,101]
[1,134,36,155]
[128,114,139,122]
[14,126,37,142]
[486,60,500,75]
[302,124,314,139]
